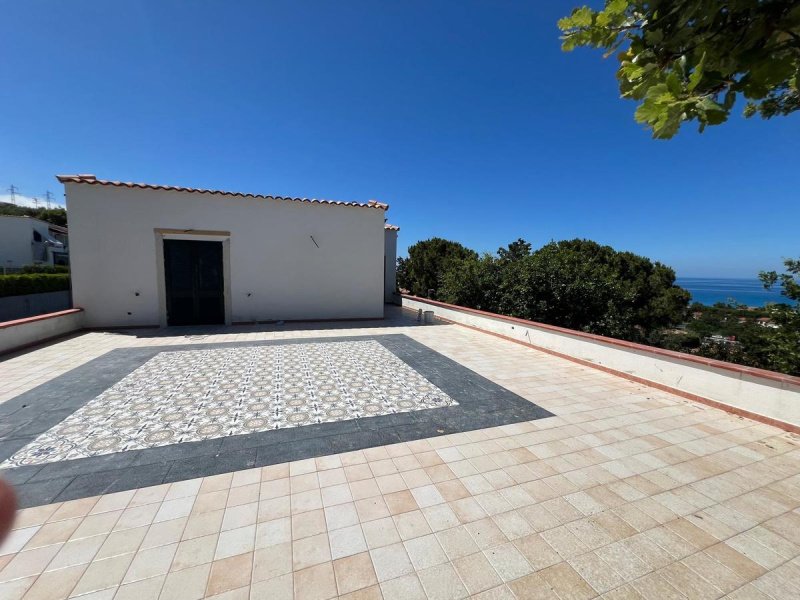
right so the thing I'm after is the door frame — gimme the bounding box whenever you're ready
[154,229,232,327]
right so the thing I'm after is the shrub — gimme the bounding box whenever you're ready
[0,273,71,297]
[20,264,70,274]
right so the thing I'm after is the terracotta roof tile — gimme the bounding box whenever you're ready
[384,223,400,231]
[56,174,389,211]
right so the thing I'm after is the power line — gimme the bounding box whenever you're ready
[7,184,18,205]
[44,190,55,210]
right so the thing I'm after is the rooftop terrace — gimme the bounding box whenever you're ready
[0,306,799,599]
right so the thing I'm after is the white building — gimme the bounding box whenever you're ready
[59,174,399,328]
[0,215,69,270]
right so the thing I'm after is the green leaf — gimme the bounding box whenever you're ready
[687,52,705,92]
[666,71,682,96]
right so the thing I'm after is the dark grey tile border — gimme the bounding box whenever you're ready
[0,334,553,507]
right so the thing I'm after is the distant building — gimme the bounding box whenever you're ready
[756,317,778,329]
[702,334,741,347]
[0,215,68,270]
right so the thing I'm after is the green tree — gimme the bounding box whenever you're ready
[759,258,800,375]
[439,253,502,312]
[559,1,800,138]
[0,202,68,227]
[396,238,477,298]
[497,238,532,264]
[497,239,689,340]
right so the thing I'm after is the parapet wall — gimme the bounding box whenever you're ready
[402,295,800,432]
[0,309,85,356]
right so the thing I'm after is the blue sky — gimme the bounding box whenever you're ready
[1,1,797,278]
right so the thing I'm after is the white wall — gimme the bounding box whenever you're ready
[384,229,398,302]
[402,296,800,429]
[0,309,84,355]
[0,216,53,268]
[66,184,387,327]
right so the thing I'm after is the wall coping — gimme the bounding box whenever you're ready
[0,308,84,330]
[401,294,800,389]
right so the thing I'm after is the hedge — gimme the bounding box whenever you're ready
[0,273,71,297]
[20,264,69,274]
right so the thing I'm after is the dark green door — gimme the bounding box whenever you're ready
[164,240,225,326]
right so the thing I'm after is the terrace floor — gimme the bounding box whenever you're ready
[0,307,799,600]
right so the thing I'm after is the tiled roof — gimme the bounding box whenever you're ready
[56,174,389,211]
[384,223,400,231]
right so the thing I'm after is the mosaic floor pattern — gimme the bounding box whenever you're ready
[2,340,457,468]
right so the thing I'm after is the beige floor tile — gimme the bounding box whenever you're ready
[393,510,431,541]
[328,524,367,560]
[221,503,258,532]
[179,509,222,540]
[141,518,187,550]
[214,525,255,560]
[361,517,400,549]
[332,552,378,595]
[293,562,337,600]
[506,572,555,600]
[453,551,503,595]
[0,527,39,556]
[252,541,292,582]
[291,490,323,514]
[369,542,414,582]
[114,574,165,600]
[465,517,507,550]
[421,504,460,532]
[512,533,561,572]
[317,468,346,488]
[122,542,178,583]
[250,573,293,600]
[324,502,359,531]
[484,542,533,582]
[537,562,596,600]
[153,499,194,524]
[339,583,382,600]
[71,552,135,597]
[291,509,326,539]
[22,563,87,600]
[436,525,480,561]
[380,573,426,600]
[451,497,488,523]
[255,517,290,548]
[569,551,628,595]
[321,483,353,507]
[349,478,381,501]
[205,552,252,597]
[417,563,469,600]
[24,518,82,549]
[0,575,36,600]
[1,543,63,582]
[226,483,259,508]
[292,533,331,570]
[384,491,418,516]
[159,562,210,600]
[492,510,534,540]
[290,473,320,494]
[257,497,290,523]
[170,533,217,571]
[354,497,390,524]
[403,533,448,570]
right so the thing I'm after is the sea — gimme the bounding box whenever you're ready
[676,277,796,308]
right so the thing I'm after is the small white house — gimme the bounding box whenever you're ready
[0,215,69,270]
[59,174,399,328]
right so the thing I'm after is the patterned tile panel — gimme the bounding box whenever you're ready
[2,340,456,467]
